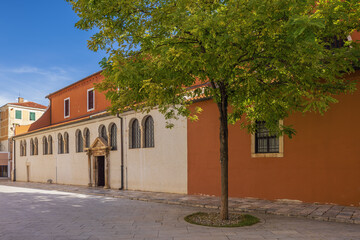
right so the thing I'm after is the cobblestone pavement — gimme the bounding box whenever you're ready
[1,184,360,240]
[1,180,359,225]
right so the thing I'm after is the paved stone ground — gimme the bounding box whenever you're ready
[1,184,360,240]
[1,180,359,225]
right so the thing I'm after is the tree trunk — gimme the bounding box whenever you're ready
[218,90,229,220]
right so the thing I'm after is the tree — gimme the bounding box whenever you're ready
[67,0,360,220]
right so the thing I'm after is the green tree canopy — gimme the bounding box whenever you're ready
[68,0,360,219]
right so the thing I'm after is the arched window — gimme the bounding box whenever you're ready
[20,140,24,156]
[84,128,90,149]
[48,136,53,155]
[99,125,108,143]
[144,116,154,148]
[34,138,38,155]
[130,119,141,149]
[58,134,64,154]
[64,132,69,154]
[109,123,117,150]
[30,139,34,156]
[23,140,27,156]
[43,136,48,155]
[76,130,83,152]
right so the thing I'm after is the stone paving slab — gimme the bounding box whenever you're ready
[0,179,359,225]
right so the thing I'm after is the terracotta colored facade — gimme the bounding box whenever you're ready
[187,71,360,206]
[47,71,110,125]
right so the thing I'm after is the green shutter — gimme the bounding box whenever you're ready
[15,110,22,119]
[30,112,35,121]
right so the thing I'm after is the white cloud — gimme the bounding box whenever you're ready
[0,65,87,106]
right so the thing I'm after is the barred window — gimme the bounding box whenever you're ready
[76,130,83,152]
[109,123,117,150]
[130,119,141,149]
[30,139,34,156]
[20,140,26,156]
[255,121,279,153]
[84,128,90,148]
[64,132,69,154]
[144,116,154,148]
[23,140,27,156]
[58,134,64,154]
[99,125,108,143]
[43,136,48,155]
[48,136,53,155]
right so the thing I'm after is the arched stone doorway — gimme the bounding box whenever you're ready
[86,137,111,189]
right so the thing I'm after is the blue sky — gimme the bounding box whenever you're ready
[0,1,106,107]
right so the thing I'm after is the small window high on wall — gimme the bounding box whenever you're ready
[87,88,95,111]
[64,98,70,118]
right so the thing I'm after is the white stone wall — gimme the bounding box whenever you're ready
[14,110,188,194]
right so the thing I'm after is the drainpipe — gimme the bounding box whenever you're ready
[13,138,16,181]
[116,113,124,190]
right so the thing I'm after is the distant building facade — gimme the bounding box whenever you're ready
[0,98,46,177]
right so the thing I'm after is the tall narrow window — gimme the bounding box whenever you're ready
[130,119,141,149]
[34,138,38,155]
[144,116,154,148]
[30,112,36,121]
[99,125,108,143]
[15,110,22,119]
[20,141,24,156]
[58,134,64,154]
[48,136,53,155]
[84,128,90,148]
[23,140,26,156]
[64,132,69,153]
[76,130,83,152]
[30,139,34,156]
[109,123,117,150]
[255,121,279,153]
[64,98,70,118]
[43,136,48,155]
[87,88,95,111]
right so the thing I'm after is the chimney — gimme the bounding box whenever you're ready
[18,97,24,103]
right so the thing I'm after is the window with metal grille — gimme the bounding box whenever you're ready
[20,140,25,156]
[58,134,64,154]
[43,136,48,155]
[130,119,141,149]
[255,121,279,153]
[48,136,53,155]
[76,130,83,152]
[30,112,36,121]
[64,98,70,118]
[15,110,22,119]
[99,125,108,143]
[87,88,95,111]
[84,128,90,148]
[64,132,69,153]
[30,139,34,156]
[109,123,117,150]
[144,116,154,148]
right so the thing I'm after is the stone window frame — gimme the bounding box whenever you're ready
[251,120,284,158]
[109,123,117,151]
[75,129,84,153]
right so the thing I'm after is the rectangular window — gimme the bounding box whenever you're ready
[251,120,283,158]
[64,98,70,118]
[255,121,279,153]
[15,110,22,119]
[87,88,95,111]
[29,112,36,121]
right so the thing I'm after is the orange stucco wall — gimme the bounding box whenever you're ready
[188,72,360,206]
[49,72,110,125]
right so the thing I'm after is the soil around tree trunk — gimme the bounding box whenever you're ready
[184,212,260,227]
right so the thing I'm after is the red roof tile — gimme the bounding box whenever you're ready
[8,102,47,109]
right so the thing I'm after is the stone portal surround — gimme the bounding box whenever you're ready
[0,180,359,225]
